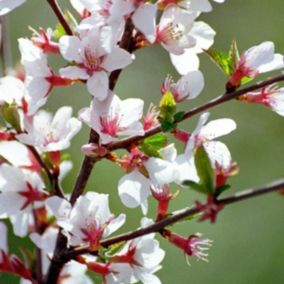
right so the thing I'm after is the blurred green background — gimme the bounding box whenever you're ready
[2,0,284,283]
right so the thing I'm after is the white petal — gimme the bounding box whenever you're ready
[170,50,200,75]
[200,118,237,140]
[102,47,133,72]
[59,36,83,63]
[120,98,144,130]
[176,70,204,101]
[59,66,89,80]
[118,171,151,211]
[189,21,216,53]
[87,71,109,100]
[204,141,232,169]
[132,3,157,44]
[145,158,176,186]
[45,196,71,222]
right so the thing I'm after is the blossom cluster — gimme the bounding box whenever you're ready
[0,0,283,283]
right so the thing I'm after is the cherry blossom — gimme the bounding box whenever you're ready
[184,112,237,155]
[28,226,93,283]
[0,76,24,106]
[0,0,25,16]
[19,38,73,114]
[72,0,157,44]
[205,141,238,188]
[161,70,204,103]
[16,106,82,152]
[59,27,133,100]
[118,169,152,215]
[170,20,216,74]
[47,192,126,249]
[163,230,212,261]
[227,41,284,89]
[0,164,47,236]
[82,218,165,284]
[238,85,284,116]
[79,93,144,144]
[156,5,197,55]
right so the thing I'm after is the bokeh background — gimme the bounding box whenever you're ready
[2,0,284,283]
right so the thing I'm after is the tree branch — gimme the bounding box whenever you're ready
[106,73,284,152]
[27,145,64,198]
[46,0,73,36]
[0,15,12,76]
[65,178,284,259]
[44,19,135,284]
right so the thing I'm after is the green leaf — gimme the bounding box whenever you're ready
[183,180,208,194]
[241,76,253,84]
[215,184,231,197]
[140,133,168,158]
[205,48,232,76]
[228,39,240,73]
[174,111,185,123]
[1,103,21,132]
[143,133,167,149]
[159,119,176,132]
[106,242,126,257]
[52,11,78,39]
[194,145,215,194]
[53,23,66,39]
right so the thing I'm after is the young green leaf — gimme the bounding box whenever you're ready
[205,48,232,75]
[194,145,215,194]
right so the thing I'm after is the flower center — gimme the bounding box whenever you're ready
[158,22,184,45]
[100,114,125,137]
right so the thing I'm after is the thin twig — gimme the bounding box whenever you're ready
[69,18,135,206]
[105,73,284,152]
[32,209,43,283]
[46,0,73,36]
[44,19,135,284]
[64,178,284,259]
[0,15,12,76]
[27,145,65,198]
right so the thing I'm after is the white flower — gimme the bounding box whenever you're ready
[109,220,165,284]
[228,41,284,88]
[170,21,216,74]
[156,5,197,55]
[185,112,236,154]
[0,76,24,106]
[239,85,284,116]
[47,192,126,249]
[0,0,25,16]
[118,170,151,215]
[16,106,82,152]
[79,93,144,144]
[30,227,59,275]
[18,38,52,114]
[184,0,225,13]
[162,70,204,102]
[0,164,47,236]
[0,164,46,217]
[59,27,133,100]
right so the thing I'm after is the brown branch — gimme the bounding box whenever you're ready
[46,0,73,36]
[32,209,43,283]
[69,19,135,206]
[64,178,284,259]
[44,19,135,284]
[0,15,12,76]
[27,146,64,198]
[105,73,284,152]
